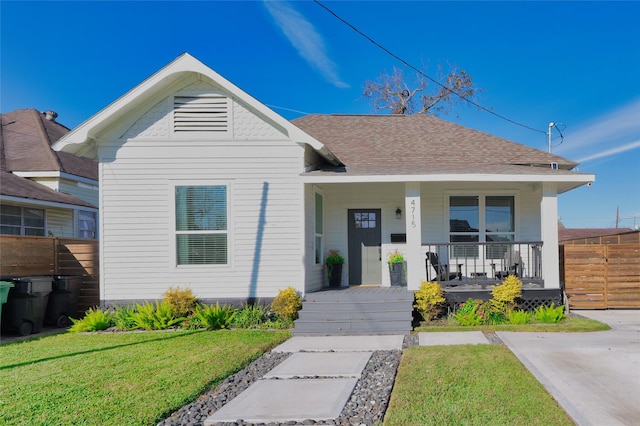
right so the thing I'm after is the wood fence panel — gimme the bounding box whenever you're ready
[0,235,100,317]
[563,243,640,309]
[605,244,640,308]
[0,236,56,276]
[57,239,100,316]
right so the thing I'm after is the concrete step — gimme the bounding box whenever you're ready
[297,310,412,322]
[291,320,412,336]
[299,300,413,313]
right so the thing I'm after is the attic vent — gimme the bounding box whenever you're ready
[173,95,228,132]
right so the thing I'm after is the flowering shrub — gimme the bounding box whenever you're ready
[271,286,303,321]
[162,286,198,318]
[491,275,522,315]
[414,281,446,321]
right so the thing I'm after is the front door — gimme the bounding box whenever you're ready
[348,209,382,285]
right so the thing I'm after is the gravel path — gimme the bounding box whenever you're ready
[158,335,418,426]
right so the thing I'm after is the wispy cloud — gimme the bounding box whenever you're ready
[555,98,640,164]
[263,0,349,88]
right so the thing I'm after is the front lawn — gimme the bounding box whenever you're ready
[384,345,574,425]
[414,315,610,333]
[0,329,289,426]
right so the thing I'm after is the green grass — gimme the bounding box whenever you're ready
[414,315,610,333]
[384,345,574,425]
[0,329,289,426]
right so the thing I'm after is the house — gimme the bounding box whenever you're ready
[1,109,99,239]
[53,53,594,307]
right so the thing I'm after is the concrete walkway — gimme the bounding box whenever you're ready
[498,310,640,426]
[204,335,405,424]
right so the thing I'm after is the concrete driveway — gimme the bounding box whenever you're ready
[498,310,640,426]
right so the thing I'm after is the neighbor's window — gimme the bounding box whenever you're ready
[175,185,227,265]
[78,210,97,239]
[315,192,323,264]
[0,204,45,236]
[449,195,515,259]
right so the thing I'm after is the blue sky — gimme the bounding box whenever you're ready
[2,1,639,229]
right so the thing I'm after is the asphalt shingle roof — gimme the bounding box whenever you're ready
[0,109,98,208]
[293,114,580,176]
[0,109,98,180]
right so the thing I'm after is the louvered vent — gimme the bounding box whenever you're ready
[173,95,228,132]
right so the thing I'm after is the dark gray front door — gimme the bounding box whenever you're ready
[348,209,382,285]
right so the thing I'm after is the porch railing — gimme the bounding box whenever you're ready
[422,241,543,288]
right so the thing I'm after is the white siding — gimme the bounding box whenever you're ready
[98,139,305,302]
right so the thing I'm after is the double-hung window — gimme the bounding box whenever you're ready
[449,195,515,259]
[175,185,228,265]
[78,210,97,239]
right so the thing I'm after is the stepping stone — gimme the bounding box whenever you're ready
[264,352,372,379]
[203,378,358,424]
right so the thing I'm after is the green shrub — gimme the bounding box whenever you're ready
[453,299,487,326]
[131,301,185,330]
[190,302,236,330]
[453,299,505,326]
[162,286,198,317]
[508,309,532,325]
[233,303,272,329]
[112,305,138,330]
[491,275,522,315]
[69,307,113,332]
[534,303,566,323]
[414,281,446,321]
[271,287,303,321]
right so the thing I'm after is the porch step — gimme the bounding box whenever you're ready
[292,287,414,336]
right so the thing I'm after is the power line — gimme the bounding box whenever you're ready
[313,0,548,135]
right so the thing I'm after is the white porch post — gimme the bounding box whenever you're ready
[405,182,422,291]
[541,182,560,288]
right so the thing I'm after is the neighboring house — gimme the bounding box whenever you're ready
[559,224,634,242]
[53,53,594,306]
[1,109,98,238]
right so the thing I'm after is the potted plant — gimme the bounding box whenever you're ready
[388,250,407,286]
[325,249,345,288]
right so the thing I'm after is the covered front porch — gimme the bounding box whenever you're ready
[382,240,544,289]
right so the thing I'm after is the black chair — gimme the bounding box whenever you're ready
[426,252,462,282]
[492,251,521,280]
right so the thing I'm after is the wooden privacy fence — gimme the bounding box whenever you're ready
[561,238,640,309]
[0,235,99,317]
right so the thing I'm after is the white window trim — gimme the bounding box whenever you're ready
[169,180,234,269]
[445,190,519,242]
[313,188,324,268]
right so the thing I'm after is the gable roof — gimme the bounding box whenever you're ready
[53,53,340,166]
[293,114,593,192]
[0,109,98,181]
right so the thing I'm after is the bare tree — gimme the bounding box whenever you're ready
[363,65,479,115]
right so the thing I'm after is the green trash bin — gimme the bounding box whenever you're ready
[0,281,15,332]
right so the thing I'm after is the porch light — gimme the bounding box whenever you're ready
[395,207,402,219]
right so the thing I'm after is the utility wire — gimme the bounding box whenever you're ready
[313,0,548,135]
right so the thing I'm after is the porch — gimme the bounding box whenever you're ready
[380,240,544,289]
